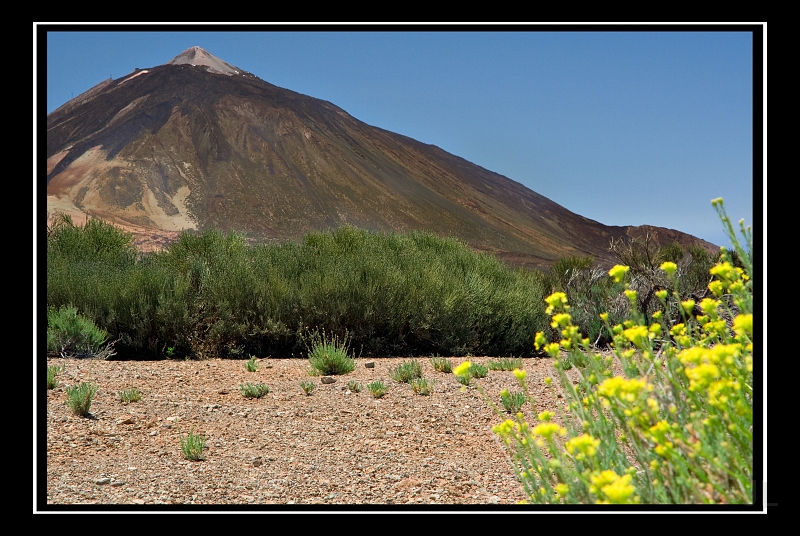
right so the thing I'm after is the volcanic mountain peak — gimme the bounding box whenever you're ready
[165,46,243,76]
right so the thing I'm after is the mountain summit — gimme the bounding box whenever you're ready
[45,48,716,268]
[165,46,245,76]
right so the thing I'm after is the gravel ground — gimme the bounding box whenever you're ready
[40,355,573,511]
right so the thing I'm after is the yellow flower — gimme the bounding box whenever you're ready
[608,264,630,283]
[624,289,638,302]
[623,325,649,348]
[534,331,547,350]
[733,314,753,339]
[544,343,561,358]
[551,313,572,328]
[599,312,609,322]
[543,377,552,385]
[681,299,695,314]
[565,434,600,458]
[708,280,725,297]
[597,376,647,400]
[655,289,668,300]
[544,292,569,314]
[699,298,720,316]
[601,474,636,504]
[532,422,564,441]
[453,361,472,377]
[554,483,570,496]
[538,410,554,422]
[513,369,527,382]
[660,261,677,276]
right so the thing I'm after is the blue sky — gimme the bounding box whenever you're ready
[40,25,761,250]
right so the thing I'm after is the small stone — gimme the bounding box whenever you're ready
[321,376,336,384]
[364,362,375,368]
[96,477,111,485]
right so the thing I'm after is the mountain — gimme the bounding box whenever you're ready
[46,46,717,269]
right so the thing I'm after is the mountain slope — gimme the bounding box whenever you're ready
[46,47,716,268]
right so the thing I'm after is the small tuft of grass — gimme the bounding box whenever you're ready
[47,364,64,390]
[389,359,423,383]
[65,382,98,416]
[239,382,271,399]
[469,363,489,379]
[119,388,142,404]
[410,377,434,396]
[500,389,526,413]
[306,329,356,376]
[429,356,453,373]
[488,357,523,371]
[300,381,316,395]
[180,428,207,461]
[244,355,259,372]
[347,380,363,393]
[368,380,388,398]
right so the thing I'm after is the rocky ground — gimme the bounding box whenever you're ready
[40,355,576,511]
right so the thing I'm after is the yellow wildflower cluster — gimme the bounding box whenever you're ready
[588,470,638,503]
[544,291,570,315]
[608,264,629,283]
[532,422,567,441]
[597,376,648,402]
[565,433,600,460]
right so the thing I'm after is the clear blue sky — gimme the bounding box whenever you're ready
[40,25,761,250]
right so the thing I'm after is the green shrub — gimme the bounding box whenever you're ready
[499,388,526,413]
[468,363,488,379]
[367,380,388,398]
[347,380,363,393]
[389,359,423,383]
[239,382,271,399]
[48,223,551,359]
[118,388,142,404]
[491,199,753,504]
[244,355,259,372]
[47,305,111,358]
[410,377,434,396]
[65,382,98,416]
[180,428,207,461]
[488,357,523,371]
[46,365,63,390]
[300,381,316,395]
[430,356,453,373]
[306,329,356,376]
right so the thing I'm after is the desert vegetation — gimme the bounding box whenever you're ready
[44,200,755,506]
[46,213,719,361]
[470,199,754,504]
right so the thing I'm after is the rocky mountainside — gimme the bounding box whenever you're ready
[46,47,716,269]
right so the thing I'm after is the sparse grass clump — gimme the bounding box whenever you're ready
[180,428,206,461]
[430,356,453,373]
[244,355,259,372]
[300,381,316,395]
[347,380,363,393]
[47,364,64,390]
[499,389,526,413]
[389,359,423,383]
[119,388,142,404]
[368,380,388,398]
[410,377,434,395]
[469,363,489,379]
[306,329,356,376]
[239,382,271,399]
[65,382,98,416]
[488,357,523,371]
